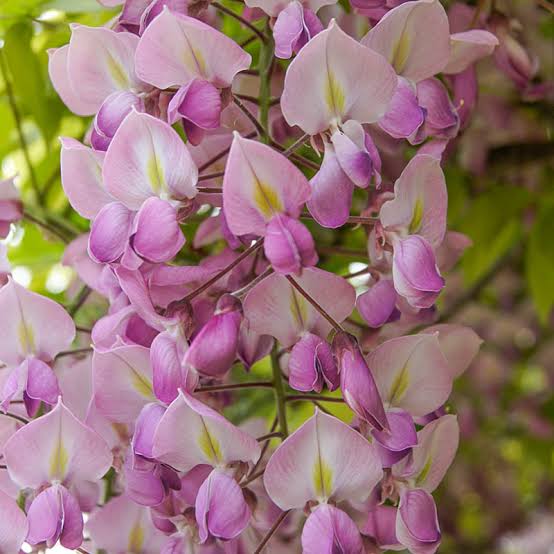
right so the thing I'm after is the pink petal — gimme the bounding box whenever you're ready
[25,357,60,407]
[47,46,99,116]
[264,410,382,509]
[196,469,251,542]
[135,8,251,89]
[223,133,311,236]
[245,0,335,17]
[333,332,389,431]
[103,110,198,210]
[153,390,260,471]
[4,398,112,488]
[394,414,459,492]
[0,278,75,366]
[379,77,425,138]
[396,489,441,554]
[307,141,354,228]
[282,20,397,135]
[27,484,84,549]
[368,333,452,417]
[0,489,28,553]
[302,504,364,554]
[243,268,355,348]
[133,402,166,459]
[237,321,274,370]
[361,0,450,83]
[87,495,166,552]
[422,324,482,378]
[60,137,112,219]
[273,1,307,60]
[132,197,186,263]
[356,279,399,328]
[264,214,318,275]
[93,345,156,424]
[380,154,447,249]
[88,201,134,264]
[288,332,338,393]
[443,30,499,74]
[167,79,222,132]
[362,505,401,549]
[65,25,142,113]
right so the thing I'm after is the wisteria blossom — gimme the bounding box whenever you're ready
[3,0,535,552]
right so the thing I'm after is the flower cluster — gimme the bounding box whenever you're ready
[0,0,502,552]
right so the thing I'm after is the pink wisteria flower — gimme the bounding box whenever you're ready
[0,0,500,551]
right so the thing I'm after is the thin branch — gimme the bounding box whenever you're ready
[286,394,345,403]
[301,213,377,226]
[195,381,274,393]
[76,326,92,334]
[537,0,554,13]
[271,348,289,438]
[249,416,278,477]
[257,431,282,442]
[2,412,28,425]
[232,266,273,298]
[23,211,70,243]
[342,266,370,279]
[198,172,225,182]
[0,50,40,202]
[253,510,291,554]
[68,285,91,318]
[184,238,264,301]
[282,133,309,157]
[234,93,260,105]
[285,275,344,333]
[197,186,223,194]
[212,2,267,42]
[240,34,258,48]
[56,347,93,358]
[241,467,266,487]
[233,95,267,137]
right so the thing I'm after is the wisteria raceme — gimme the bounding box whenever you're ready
[0,0,520,552]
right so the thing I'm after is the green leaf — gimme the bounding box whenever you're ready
[526,202,554,324]
[459,187,530,284]
[3,22,62,144]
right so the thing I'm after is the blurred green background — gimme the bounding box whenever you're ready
[0,1,553,553]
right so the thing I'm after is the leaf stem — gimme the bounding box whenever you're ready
[212,2,267,43]
[184,238,264,301]
[195,381,274,393]
[286,394,345,403]
[258,25,274,144]
[271,348,289,438]
[253,510,291,554]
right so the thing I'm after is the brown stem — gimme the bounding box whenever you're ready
[195,381,274,393]
[68,285,91,318]
[285,275,343,333]
[253,510,291,554]
[185,238,264,301]
[56,347,93,358]
[537,0,554,13]
[212,2,267,43]
[248,416,278,477]
[241,467,266,487]
[257,431,282,442]
[232,266,274,298]
[76,326,92,334]
[286,394,345,403]
[198,172,225,182]
[3,412,29,425]
[281,133,309,157]
[233,95,267,137]
[23,211,70,243]
[301,212,377,226]
[197,186,223,194]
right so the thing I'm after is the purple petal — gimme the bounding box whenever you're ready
[264,214,318,275]
[356,279,399,328]
[288,332,338,393]
[88,201,134,264]
[302,504,364,554]
[196,469,251,543]
[131,197,186,263]
[392,235,445,309]
[362,505,401,549]
[133,402,166,459]
[307,142,354,228]
[273,1,305,59]
[380,78,425,138]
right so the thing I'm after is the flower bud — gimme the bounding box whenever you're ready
[332,331,389,431]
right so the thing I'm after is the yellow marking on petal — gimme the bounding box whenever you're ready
[391,32,411,74]
[389,363,410,405]
[128,521,145,553]
[106,53,130,89]
[312,456,333,500]
[253,181,283,219]
[49,440,69,481]
[198,419,223,465]
[325,71,345,116]
[146,153,167,195]
[289,288,307,329]
[415,455,432,487]
[131,372,154,398]
[18,320,35,355]
[409,197,424,234]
